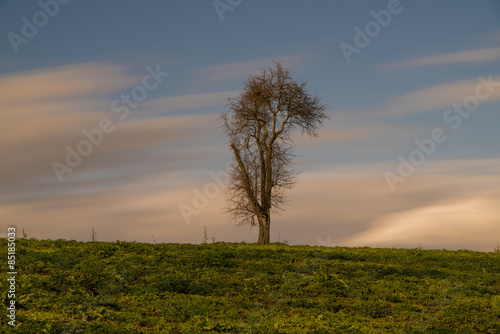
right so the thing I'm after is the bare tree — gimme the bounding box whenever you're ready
[220,60,328,244]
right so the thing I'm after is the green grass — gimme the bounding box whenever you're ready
[1,238,499,333]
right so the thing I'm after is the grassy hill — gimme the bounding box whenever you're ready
[1,238,499,333]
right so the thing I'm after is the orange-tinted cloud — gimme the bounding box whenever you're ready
[344,198,500,251]
[372,76,500,116]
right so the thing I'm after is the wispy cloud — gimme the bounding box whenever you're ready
[295,124,393,147]
[383,48,500,68]
[372,76,500,116]
[142,90,240,116]
[385,47,500,68]
[0,63,219,197]
[0,62,139,106]
[343,198,500,251]
[194,54,309,83]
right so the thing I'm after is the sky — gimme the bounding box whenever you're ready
[1,0,500,251]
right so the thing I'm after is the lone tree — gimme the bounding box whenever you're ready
[220,61,328,244]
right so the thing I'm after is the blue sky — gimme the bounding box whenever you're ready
[1,0,500,251]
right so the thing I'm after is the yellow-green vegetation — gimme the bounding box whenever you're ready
[1,238,500,333]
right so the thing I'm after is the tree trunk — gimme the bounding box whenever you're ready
[257,213,270,244]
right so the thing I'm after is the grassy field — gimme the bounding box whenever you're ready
[1,238,499,333]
